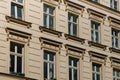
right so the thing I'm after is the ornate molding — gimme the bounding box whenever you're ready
[39,37,62,52]
[109,47,120,53]
[39,26,62,37]
[64,34,85,44]
[88,41,107,50]
[65,44,85,59]
[89,51,107,64]
[6,28,31,45]
[87,8,106,23]
[110,57,120,68]
[5,16,32,28]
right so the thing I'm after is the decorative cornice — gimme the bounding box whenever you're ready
[5,16,32,28]
[66,1,85,10]
[39,26,62,37]
[0,72,36,80]
[39,37,62,48]
[110,57,120,63]
[108,16,120,25]
[64,34,85,44]
[109,47,120,53]
[87,8,106,18]
[6,28,32,39]
[88,41,107,50]
[65,44,85,53]
[89,51,107,59]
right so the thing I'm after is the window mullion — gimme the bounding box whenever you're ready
[15,6,17,19]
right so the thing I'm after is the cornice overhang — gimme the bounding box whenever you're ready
[82,0,120,16]
[66,0,85,10]
[39,26,62,37]
[110,57,120,63]
[89,51,107,59]
[0,72,37,80]
[39,37,62,48]
[65,44,85,53]
[87,8,106,19]
[109,47,120,53]
[6,28,32,39]
[108,16,120,25]
[88,41,107,50]
[5,16,32,28]
[64,34,85,44]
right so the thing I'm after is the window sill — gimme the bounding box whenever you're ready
[5,16,32,28]
[64,34,85,44]
[0,72,36,80]
[88,41,107,50]
[109,47,120,53]
[39,26,62,37]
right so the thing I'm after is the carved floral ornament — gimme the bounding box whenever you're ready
[65,44,85,59]
[110,57,120,69]
[87,8,106,23]
[6,28,32,45]
[39,37,62,52]
[89,51,107,65]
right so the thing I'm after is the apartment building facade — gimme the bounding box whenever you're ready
[0,0,120,80]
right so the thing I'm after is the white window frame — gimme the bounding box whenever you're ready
[69,57,79,80]
[44,50,55,80]
[112,29,119,48]
[43,4,55,29]
[68,13,78,36]
[10,42,24,75]
[92,63,101,80]
[11,0,24,19]
[113,69,120,80]
[91,21,100,43]
[110,0,118,10]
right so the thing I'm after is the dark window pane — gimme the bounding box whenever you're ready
[44,62,48,79]
[17,6,22,19]
[69,58,72,66]
[73,24,77,36]
[17,56,22,73]
[44,5,47,12]
[18,0,23,3]
[73,59,77,67]
[97,74,100,80]
[17,44,24,54]
[69,68,72,80]
[11,4,15,18]
[91,30,94,42]
[44,52,48,60]
[74,69,77,80]
[10,42,15,52]
[10,55,15,73]
[49,53,54,61]
[49,7,54,14]
[44,14,47,27]
[49,16,54,29]
[49,63,54,79]
[95,32,99,43]
[73,16,77,23]
[68,22,71,35]
[92,73,95,80]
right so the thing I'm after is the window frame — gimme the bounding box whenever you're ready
[91,21,101,43]
[9,41,25,76]
[111,28,119,49]
[43,50,56,80]
[11,0,24,20]
[43,4,55,30]
[69,57,79,80]
[110,0,118,10]
[113,68,120,80]
[68,13,78,36]
[92,63,101,80]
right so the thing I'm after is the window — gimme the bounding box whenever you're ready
[110,0,118,10]
[91,21,100,43]
[113,69,120,80]
[112,29,119,48]
[11,0,23,20]
[92,0,98,2]
[92,63,101,80]
[43,5,55,29]
[69,57,78,80]
[68,13,78,36]
[44,51,55,80]
[10,42,24,76]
